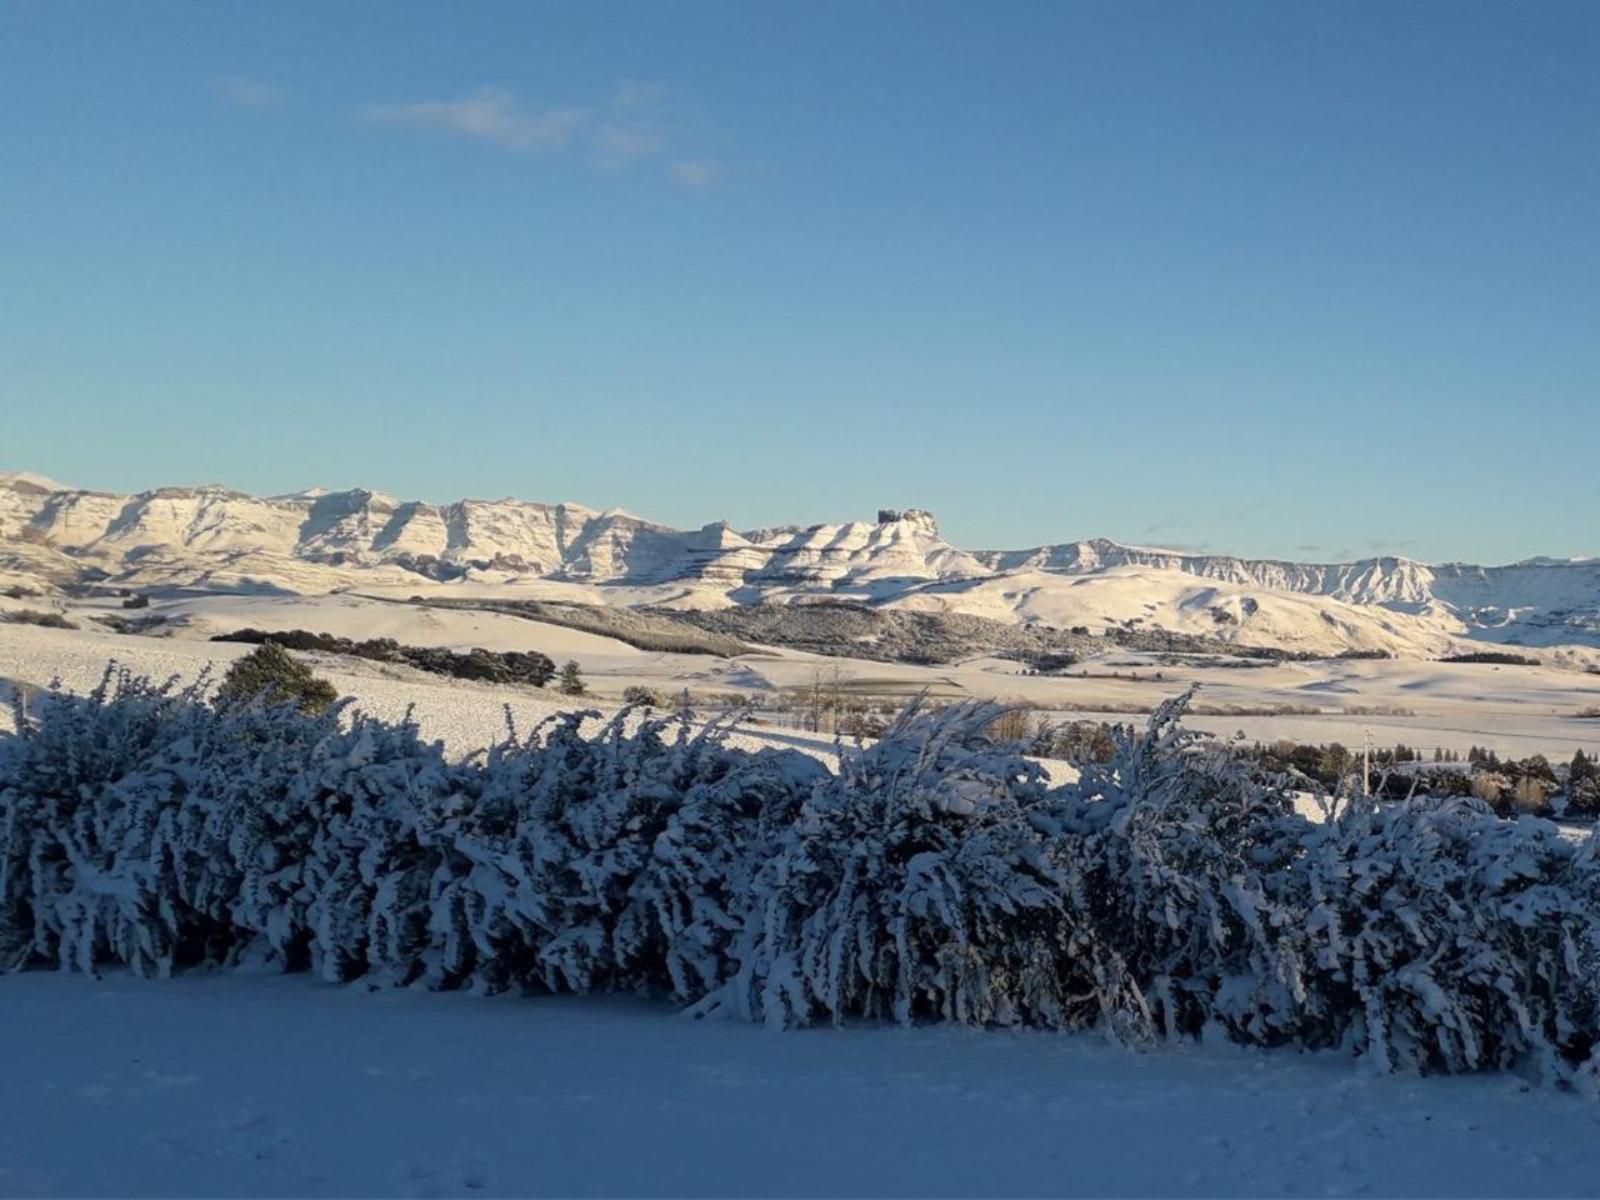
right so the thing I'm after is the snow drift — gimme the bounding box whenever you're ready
[3,669,1599,1090]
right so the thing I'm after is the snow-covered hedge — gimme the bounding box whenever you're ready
[4,667,1599,1089]
[694,698,1082,1030]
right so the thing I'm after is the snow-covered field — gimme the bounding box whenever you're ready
[2,971,1598,1199]
[0,621,842,765]
[6,593,1600,761]
[7,603,1600,1198]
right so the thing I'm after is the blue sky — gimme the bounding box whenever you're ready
[3,1,1596,563]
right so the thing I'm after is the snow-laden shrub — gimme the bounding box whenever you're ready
[2,667,205,973]
[698,699,1081,1029]
[1032,690,1600,1088]
[271,709,466,983]
[1035,688,1317,1045]
[147,690,363,974]
[419,705,824,998]
[1039,690,1600,1087]
[610,718,825,1002]
[0,668,467,980]
[7,667,1600,1092]
[1291,798,1600,1087]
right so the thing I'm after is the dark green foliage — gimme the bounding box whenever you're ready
[215,643,339,714]
[558,660,586,696]
[1023,652,1079,673]
[416,598,757,657]
[1568,750,1600,818]
[212,627,555,688]
[2,609,76,629]
[1032,719,1119,764]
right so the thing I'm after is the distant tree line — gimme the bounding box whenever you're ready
[211,628,556,689]
[1235,737,1600,819]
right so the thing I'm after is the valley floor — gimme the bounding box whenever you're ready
[1,972,1598,1198]
[0,621,844,764]
[5,598,1600,762]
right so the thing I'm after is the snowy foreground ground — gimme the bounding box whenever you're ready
[2,974,1599,1199]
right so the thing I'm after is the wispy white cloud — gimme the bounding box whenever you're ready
[216,75,288,110]
[358,87,587,153]
[590,82,668,169]
[358,82,722,186]
[669,159,723,190]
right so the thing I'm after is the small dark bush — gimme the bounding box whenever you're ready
[558,660,587,696]
[2,609,76,630]
[215,643,338,714]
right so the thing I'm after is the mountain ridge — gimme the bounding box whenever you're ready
[4,473,1598,658]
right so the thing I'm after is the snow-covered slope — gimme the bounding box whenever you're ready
[882,566,1459,657]
[3,472,1596,656]
[979,537,1600,646]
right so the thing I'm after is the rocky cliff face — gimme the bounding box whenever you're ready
[0,479,984,590]
[3,473,1597,652]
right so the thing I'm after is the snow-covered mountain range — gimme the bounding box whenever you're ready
[4,472,1598,658]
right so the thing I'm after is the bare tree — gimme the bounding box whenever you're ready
[804,664,850,734]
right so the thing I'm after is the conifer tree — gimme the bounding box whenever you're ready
[558,660,586,696]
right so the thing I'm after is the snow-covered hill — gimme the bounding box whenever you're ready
[3,473,1597,657]
[979,537,1600,646]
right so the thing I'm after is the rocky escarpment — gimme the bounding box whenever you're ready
[3,472,1597,653]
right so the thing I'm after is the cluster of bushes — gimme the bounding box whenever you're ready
[1236,738,1600,819]
[3,672,1600,1091]
[212,628,557,689]
[1031,719,1121,763]
[665,601,1101,667]
[1016,652,1080,675]
[1,609,76,630]
[1240,739,1444,789]
[1440,652,1543,666]
[419,598,757,658]
[1458,748,1600,820]
[1112,635,1392,663]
